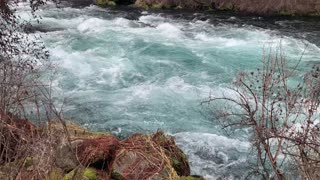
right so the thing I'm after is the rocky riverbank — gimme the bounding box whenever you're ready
[90,0,320,16]
[0,116,203,179]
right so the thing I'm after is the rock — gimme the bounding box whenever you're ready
[49,121,110,138]
[55,138,80,172]
[111,133,180,179]
[94,0,117,7]
[152,131,190,176]
[75,135,119,172]
[56,134,119,173]
[1,117,193,179]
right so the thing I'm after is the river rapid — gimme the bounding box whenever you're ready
[17,3,320,179]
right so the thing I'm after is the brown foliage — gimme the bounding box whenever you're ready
[75,136,119,172]
[0,113,36,164]
[112,132,181,179]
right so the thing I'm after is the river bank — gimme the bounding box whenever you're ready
[84,0,320,16]
[0,116,204,179]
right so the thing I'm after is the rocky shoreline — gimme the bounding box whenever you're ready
[0,116,203,179]
[83,0,320,16]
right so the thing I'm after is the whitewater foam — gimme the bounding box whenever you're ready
[77,18,107,33]
[174,132,251,179]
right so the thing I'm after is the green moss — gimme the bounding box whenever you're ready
[172,157,181,169]
[180,176,206,180]
[46,168,64,180]
[64,168,97,180]
[50,121,110,138]
[95,0,108,6]
[156,133,167,142]
[151,4,162,9]
[172,158,180,166]
[94,0,116,7]
[180,151,188,161]
[83,168,97,180]
[24,157,33,168]
[279,10,293,16]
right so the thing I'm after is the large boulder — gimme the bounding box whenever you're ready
[111,133,189,179]
[152,131,190,176]
[75,136,119,172]
[56,135,119,172]
[55,138,81,172]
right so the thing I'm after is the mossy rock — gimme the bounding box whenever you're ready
[63,168,97,180]
[279,10,293,16]
[151,3,163,9]
[107,1,117,6]
[95,0,116,7]
[112,145,179,179]
[55,139,79,172]
[218,2,234,10]
[151,131,190,176]
[75,135,119,170]
[180,176,206,180]
[49,121,109,138]
[46,168,64,180]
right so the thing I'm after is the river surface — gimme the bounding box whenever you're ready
[17,3,320,179]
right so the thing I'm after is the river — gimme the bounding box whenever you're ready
[17,3,320,179]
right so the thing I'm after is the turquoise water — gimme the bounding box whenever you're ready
[18,4,320,179]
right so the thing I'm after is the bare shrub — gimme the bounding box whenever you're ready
[0,0,70,179]
[203,46,320,179]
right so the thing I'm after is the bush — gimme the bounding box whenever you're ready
[204,46,320,179]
